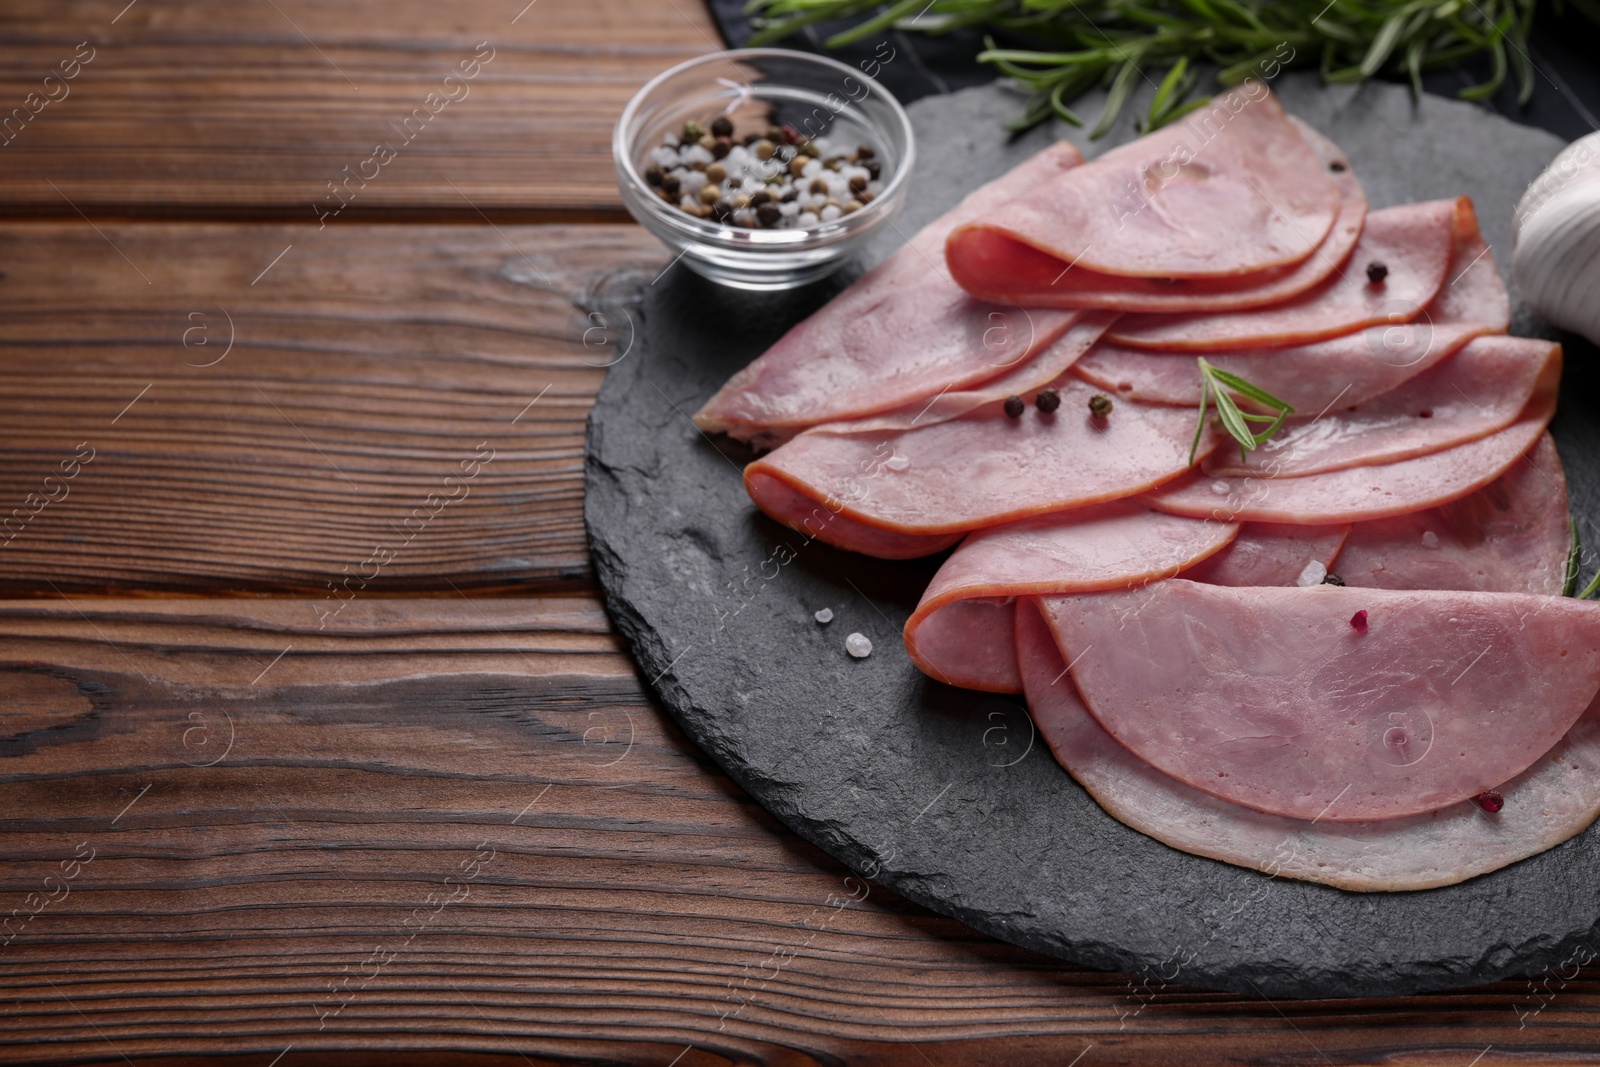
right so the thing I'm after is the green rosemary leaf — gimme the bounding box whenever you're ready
[1360,11,1409,75]
[1203,366,1297,414]
[1210,386,1257,451]
[1578,567,1600,601]
[1090,58,1143,138]
[1188,377,1209,466]
[1565,516,1581,597]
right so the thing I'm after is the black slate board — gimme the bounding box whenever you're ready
[585,73,1600,998]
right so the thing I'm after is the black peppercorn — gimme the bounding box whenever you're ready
[661,175,680,197]
[849,174,869,194]
[1366,261,1389,284]
[645,165,663,187]
[712,138,732,160]
[1003,396,1025,419]
[1322,574,1346,586]
[864,160,882,180]
[1088,394,1113,419]
[710,115,734,139]
[709,199,733,223]
[857,144,875,160]
[750,190,770,206]
[1329,160,1347,173]
[756,202,782,227]
[1035,387,1061,413]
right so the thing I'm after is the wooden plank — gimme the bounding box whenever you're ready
[0,220,664,595]
[0,595,1597,1065]
[0,0,717,218]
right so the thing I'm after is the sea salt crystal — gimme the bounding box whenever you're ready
[1421,531,1439,549]
[1210,480,1231,495]
[1296,560,1327,587]
[846,632,873,658]
[814,608,834,624]
[821,205,842,222]
[884,454,910,471]
[798,211,819,227]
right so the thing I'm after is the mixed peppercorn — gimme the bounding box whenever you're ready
[642,115,885,230]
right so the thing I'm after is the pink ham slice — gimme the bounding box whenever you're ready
[1143,382,1557,525]
[1106,198,1464,352]
[903,503,1239,692]
[1181,522,1350,586]
[1017,602,1600,891]
[741,468,961,560]
[1202,335,1560,479]
[745,378,1224,546]
[693,143,1089,448]
[1072,209,1507,410]
[945,114,1364,314]
[1037,580,1600,822]
[1335,434,1571,596]
[818,311,1117,435]
[947,87,1342,282]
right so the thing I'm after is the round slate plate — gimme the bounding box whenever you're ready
[585,72,1600,998]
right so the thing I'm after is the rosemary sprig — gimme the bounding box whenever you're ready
[745,0,1561,135]
[1188,358,1295,465]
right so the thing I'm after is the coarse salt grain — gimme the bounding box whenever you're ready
[846,632,873,658]
[1296,560,1327,587]
[814,608,834,624]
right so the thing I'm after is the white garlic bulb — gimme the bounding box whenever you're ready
[1513,131,1600,345]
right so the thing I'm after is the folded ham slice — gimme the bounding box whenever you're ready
[742,468,962,560]
[1202,335,1560,478]
[945,109,1362,313]
[693,143,1089,448]
[1071,204,1507,410]
[1038,580,1600,822]
[1017,602,1600,891]
[1181,522,1350,586]
[745,379,1222,547]
[1143,379,1557,525]
[947,88,1342,285]
[903,503,1239,692]
[814,311,1117,435]
[1106,198,1464,352]
[1335,434,1570,595]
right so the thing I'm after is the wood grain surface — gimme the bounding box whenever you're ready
[0,221,662,595]
[4,596,1600,1067]
[4,0,1600,1062]
[0,0,716,219]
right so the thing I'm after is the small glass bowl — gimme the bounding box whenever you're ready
[614,48,915,291]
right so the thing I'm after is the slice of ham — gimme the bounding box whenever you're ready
[1181,522,1350,586]
[944,116,1366,314]
[693,143,1088,448]
[742,469,962,560]
[1072,209,1507,410]
[1143,382,1557,525]
[1017,602,1600,892]
[946,87,1342,283]
[1106,198,1465,352]
[1037,580,1600,822]
[746,378,1222,542]
[1335,434,1571,595]
[904,503,1239,692]
[1202,335,1561,479]
[820,311,1117,435]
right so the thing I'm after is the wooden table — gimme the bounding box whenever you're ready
[4,3,1600,1064]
